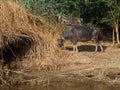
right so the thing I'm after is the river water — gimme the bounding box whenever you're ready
[0,80,120,90]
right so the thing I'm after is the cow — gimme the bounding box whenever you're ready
[57,25,103,52]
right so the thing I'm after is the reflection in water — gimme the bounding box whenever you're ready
[0,81,120,90]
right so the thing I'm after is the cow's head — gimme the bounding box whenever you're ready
[57,37,65,48]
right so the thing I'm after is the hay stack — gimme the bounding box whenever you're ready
[0,0,59,70]
[0,0,84,85]
[0,0,73,71]
[0,1,41,66]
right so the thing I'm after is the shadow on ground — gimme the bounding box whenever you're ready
[65,45,107,52]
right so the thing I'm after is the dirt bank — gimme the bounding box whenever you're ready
[3,42,119,86]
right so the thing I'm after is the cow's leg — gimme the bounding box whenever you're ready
[75,45,78,52]
[73,45,78,52]
[73,45,76,51]
[95,43,99,52]
[99,43,103,52]
[72,40,78,52]
[95,41,103,52]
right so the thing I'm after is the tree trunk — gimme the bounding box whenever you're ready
[114,19,119,44]
[112,28,115,45]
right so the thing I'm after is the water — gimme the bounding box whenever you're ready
[0,81,120,90]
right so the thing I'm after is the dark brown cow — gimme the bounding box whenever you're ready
[57,25,103,52]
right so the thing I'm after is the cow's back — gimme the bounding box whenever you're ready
[70,25,93,41]
[63,25,100,42]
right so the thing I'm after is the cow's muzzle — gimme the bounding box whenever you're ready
[57,43,63,48]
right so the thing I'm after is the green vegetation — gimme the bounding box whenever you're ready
[14,0,120,44]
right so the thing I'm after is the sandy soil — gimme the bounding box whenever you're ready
[14,42,120,86]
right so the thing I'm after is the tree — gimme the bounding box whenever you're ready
[102,0,120,44]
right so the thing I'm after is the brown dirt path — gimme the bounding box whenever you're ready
[16,42,120,85]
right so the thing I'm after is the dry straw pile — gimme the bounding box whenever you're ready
[0,0,49,70]
[0,0,81,85]
[0,0,39,67]
[0,0,75,73]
